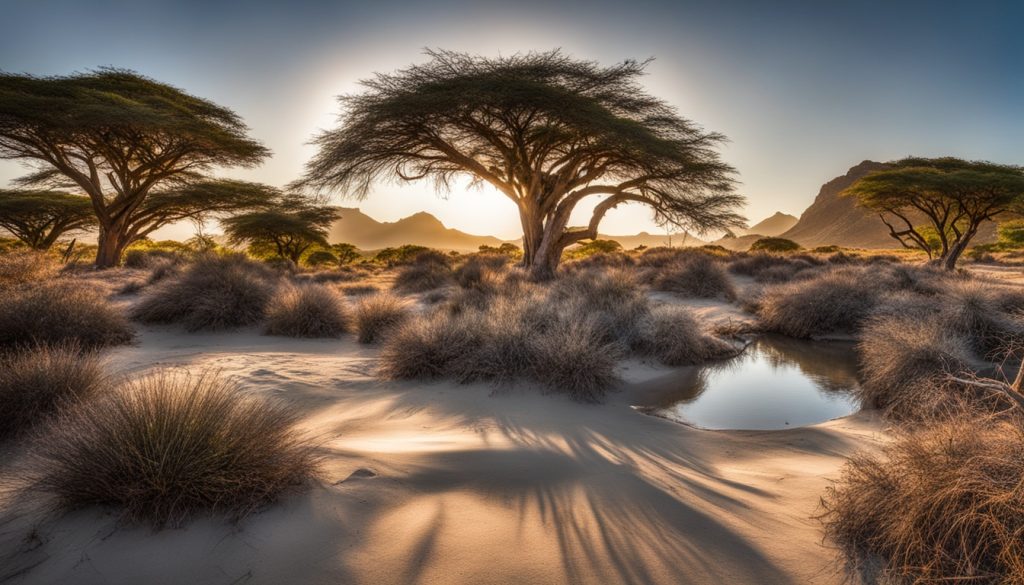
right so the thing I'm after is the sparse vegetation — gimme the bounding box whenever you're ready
[0,248,59,290]
[749,237,800,253]
[26,371,319,527]
[133,254,278,331]
[354,293,410,344]
[0,344,106,440]
[635,305,735,366]
[0,280,134,349]
[264,283,349,338]
[652,253,736,300]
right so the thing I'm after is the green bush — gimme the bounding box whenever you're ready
[749,237,801,253]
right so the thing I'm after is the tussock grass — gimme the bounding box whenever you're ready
[652,254,736,300]
[264,283,349,338]
[0,249,59,291]
[757,267,884,338]
[552,269,649,348]
[454,254,510,290]
[133,254,278,331]
[392,261,454,293]
[26,371,319,527]
[635,305,735,366]
[0,344,106,440]
[941,280,1024,357]
[354,293,410,344]
[380,311,480,379]
[821,416,1024,584]
[529,315,621,402]
[0,280,134,349]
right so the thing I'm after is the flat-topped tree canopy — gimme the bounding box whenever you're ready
[0,68,270,266]
[222,194,342,264]
[846,157,1024,270]
[0,189,96,249]
[299,49,744,278]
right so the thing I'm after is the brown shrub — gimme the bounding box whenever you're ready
[264,283,349,338]
[0,280,134,349]
[354,293,411,344]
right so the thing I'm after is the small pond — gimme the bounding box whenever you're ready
[635,335,862,430]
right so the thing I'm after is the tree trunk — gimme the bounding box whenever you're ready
[94,224,131,268]
[941,225,979,271]
[518,203,544,270]
[527,212,572,281]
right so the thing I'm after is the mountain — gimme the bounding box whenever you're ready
[328,208,506,251]
[740,212,798,237]
[710,234,765,252]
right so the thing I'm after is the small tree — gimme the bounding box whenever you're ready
[0,69,269,267]
[749,237,801,253]
[0,190,96,249]
[221,196,341,264]
[298,50,743,279]
[330,243,361,264]
[846,157,1024,270]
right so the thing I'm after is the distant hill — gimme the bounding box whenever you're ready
[328,208,507,252]
[739,212,798,237]
[710,234,764,252]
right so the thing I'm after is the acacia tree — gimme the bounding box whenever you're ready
[846,157,1024,270]
[0,68,269,267]
[298,50,743,279]
[0,189,96,249]
[222,196,342,264]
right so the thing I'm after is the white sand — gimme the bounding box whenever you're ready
[0,296,887,585]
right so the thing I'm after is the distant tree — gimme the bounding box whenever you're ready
[0,69,269,267]
[0,189,96,249]
[330,243,362,264]
[373,245,429,266]
[221,196,342,264]
[997,219,1024,248]
[298,50,743,279]
[564,238,622,259]
[749,237,801,253]
[305,250,340,267]
[846,158,1024,269]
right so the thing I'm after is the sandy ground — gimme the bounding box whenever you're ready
[0,285,889,585]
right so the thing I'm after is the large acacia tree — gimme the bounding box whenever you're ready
[0,68,269,267]
[0,189,96,249]
[299,50,743,279]
[846,157,1024,270]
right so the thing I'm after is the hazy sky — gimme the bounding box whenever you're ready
[2,0,1022,240]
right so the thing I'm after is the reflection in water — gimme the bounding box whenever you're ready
[637,335,861,430]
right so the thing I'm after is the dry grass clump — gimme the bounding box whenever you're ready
[392,259,455,293]
[652,254,736,300]
[379,311,481,379]
[0,280,134,349]
[354,293,411,344]
[26,371,319,527]
[856,314,976,421]
[529,315,621,402]
[552,269,650,347]
[564,251,636,271]
[0,344,106,440]
[133,254,278,331]
[454,254,509,290]
[0,249,59,291]
[821,416,1024,584]
[635,305,736,366]
[757,267,884,338]
[940,280,1024,357]
[263,283,349,338]
[727,252,794,277]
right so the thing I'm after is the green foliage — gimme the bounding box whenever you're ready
[998,219,1024,248]
[478,243,523,259]
[222,195,341,264]
[0,69,270,266]
[330,243,362,264]
[373,244,429,266]
[749,237,801,253]
[563,239,623,260]
[305,250,339,267]
[0,190,96,249]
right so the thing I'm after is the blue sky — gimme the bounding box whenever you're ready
[2,0,1022,239]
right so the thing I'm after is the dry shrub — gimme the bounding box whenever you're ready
[454,254,510,290]
[380,311,480,379]
[264,283,349,338]
[728,252,794,277]
[354,293,410,344]
[757,267,883,338]
[565,251,635,271]
[653,254,736,300]
[341,284,379,296]
[0,249,59,290]
[857,314,976,421]
[635,305,735,366]
[940,280,1024,357]
[552,269,649,348]
[821,416,1024,584]
[529,315,621,402]
[392,261,454,293]
[26,371,319,527]
[133,254,277,331]
[0,344,106,440]
[0,280,134,349]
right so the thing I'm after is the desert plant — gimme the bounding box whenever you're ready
[133,254,277,331]
[26,371,319,527]
[0,281,134,349]
[940,280,1024,357]
[0,249,59,290]
[653,254,736,300]
[354,293,411,344]
[379,311,481,379]
[727,252,795,277]
[749,237,801,253]
[392,260,455,293]
[821,416,1024,584]
[529,315,621,402]
[635,305,734,366]
[263,283,349,338]
[756,268,882,338]
[0,344,106,440]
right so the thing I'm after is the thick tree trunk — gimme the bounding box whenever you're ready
[518,203,544,270]
[941,225,979,271]
[94,224,131,268]
[527,212,573,281]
